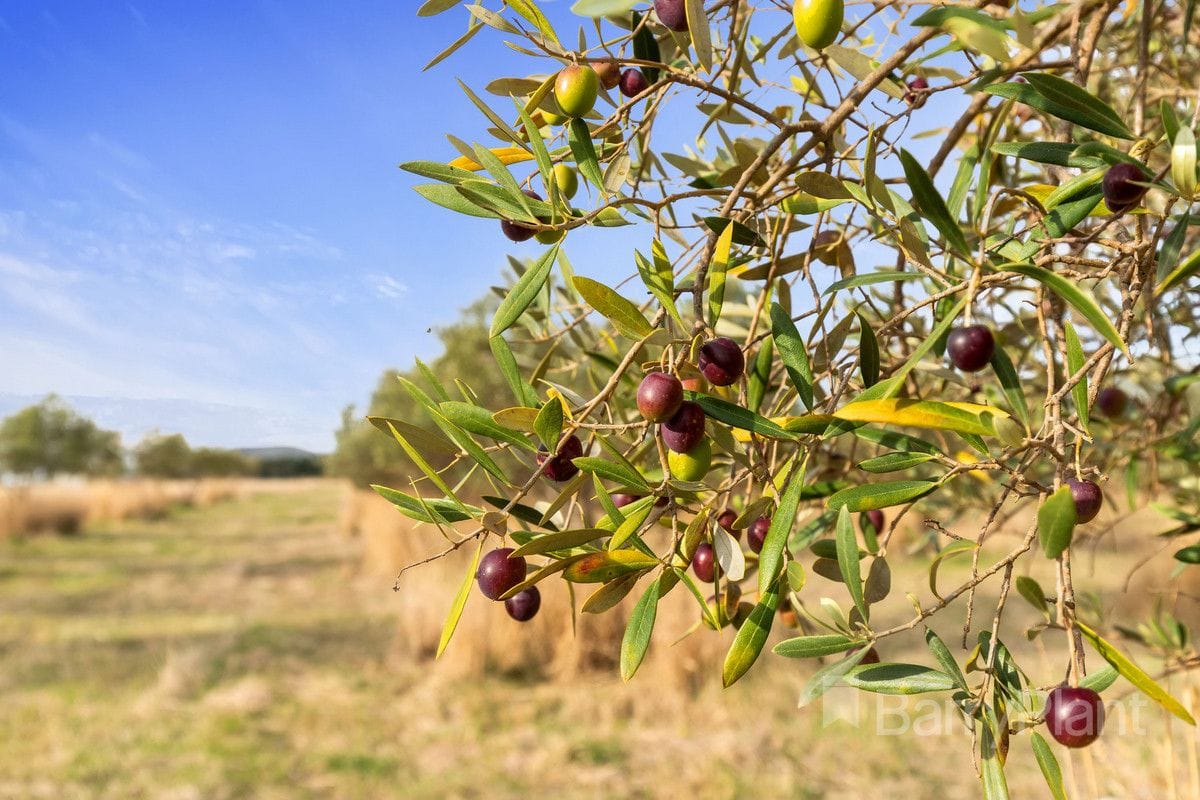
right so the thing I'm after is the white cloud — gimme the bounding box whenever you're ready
[370,273,408,299]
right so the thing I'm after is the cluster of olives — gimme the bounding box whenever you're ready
[476,547,540,622]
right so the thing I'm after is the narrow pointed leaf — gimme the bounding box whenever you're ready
[1037,485,1077,559]
[722,580,780,687]
[759,457,807,594]
[1002,263,1129,359]
[900,149,970,257]
[621,575,661,681]
[1076,620,1196,724]
[770,303,814,410]
[491,245,560,336]
[437,539,484,658]
[573,276,654,339]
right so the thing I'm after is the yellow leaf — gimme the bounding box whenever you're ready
[448,147,534,171]
[954,450,992,482]
[834,398,997,436]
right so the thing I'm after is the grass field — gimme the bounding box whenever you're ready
[2,481,1197,799]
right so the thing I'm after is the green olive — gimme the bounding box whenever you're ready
[667,439,712,482]
[534,228,565,245]
[551,164,579,200]
[554,64,600,118]
[792,0,843,50]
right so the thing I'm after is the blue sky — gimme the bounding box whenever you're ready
[0,2,608,451]
[0,1,959,452]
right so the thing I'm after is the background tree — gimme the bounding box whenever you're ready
[377,1,1200,794]
[0,396,123,478]
[134,433,194,479]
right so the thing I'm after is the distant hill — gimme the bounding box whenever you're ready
[237,447,323,461]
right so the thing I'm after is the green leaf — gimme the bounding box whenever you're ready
[827,480,937,512]
[573,276,654,339]
[747,336,774,413]
[533,398,564,452]
[774,634,859,659]
[630,10,661,82]
[572,456,652,493]
[491,245,560,337]
[722,580,780,687]
[707,223,734,327]
[857,452,937,473]
[1021,73,1133,139]
[568,118,605,193]
[455,77,524,145]
[414,182,500,218]
[437,539,484,658]
[990,141,1105,169]
[581,572,640,613]
[489,335,538,407]
[635,241,683,327]
[1001,263,1130,359]
[841,663,958,694]
[1158,246,1200,295]
[608,495,655,550]
[824,271,921,294]
[770,303,814,410]
[384,421,466,511]
[1157,215,1192,287]
[856,312,879,387]
[824,46,906,100]
[702,216,765,247]
[685,0,712,70]
[1079,664,1120,693]
[985,78,1133,139]
[572,0,640,15]
[511,528,605,557]
[417,0,460,15]
[1038,485,1077,559]
[989,346,1031,430]
[925,629,969,690]
[797,646,871,707]
[1030,733,1067,800]
[507,0,559,45]
[836,505,868,620]
[759,457,807,595]
[422,18,483,71]
[563,549,659,583]
[438,401,536,451]
[1015,575,1049,613]
[1063,322,1089,436]
[621,575,661,681]
[856,297,967,401]
[900,149,970,257]
[685,392,799,440]
[400,160,479,183]
[371,485,480,524]
[980,714,1011,800]
[1077,620,1196,725]
[1175,544,1200,564]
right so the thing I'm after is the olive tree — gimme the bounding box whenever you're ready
[381,0,1200,792]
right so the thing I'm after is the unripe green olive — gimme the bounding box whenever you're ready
[793,0,843,50]
[535,228,564,245]
[554,64,600,118]
[550,164,579,200]
[667,439,712,482]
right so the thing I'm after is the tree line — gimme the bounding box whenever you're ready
[0,396,322,480]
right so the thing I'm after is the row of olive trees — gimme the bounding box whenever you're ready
[0,396,259,479]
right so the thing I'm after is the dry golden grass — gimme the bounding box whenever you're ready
[0,477,297,539]
[2,481,1199,798]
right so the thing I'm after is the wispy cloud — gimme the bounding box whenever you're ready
[370,273,408,300]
